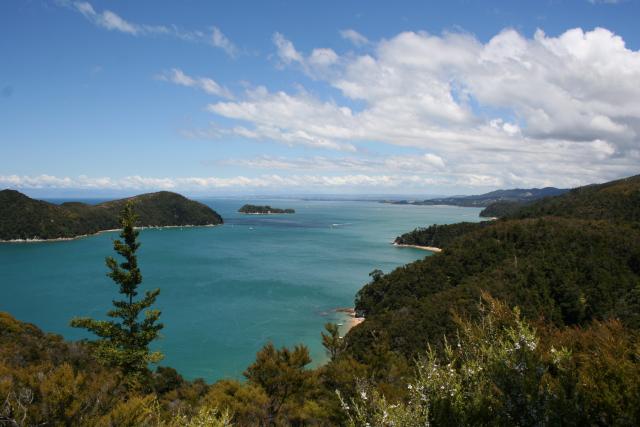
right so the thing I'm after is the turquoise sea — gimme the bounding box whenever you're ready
[0,198,482,381]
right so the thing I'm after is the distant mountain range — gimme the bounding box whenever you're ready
[0,190,223,241]
[393,175,640,250]
[384,187,569,213]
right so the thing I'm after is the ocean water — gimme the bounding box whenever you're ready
[0,199,482,381]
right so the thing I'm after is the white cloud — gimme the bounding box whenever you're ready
[194,26,640,188]
[207,87,357,151]
[0,174,443,191]
[221,154,446,173]
[273,32,304,65]
[588,0,622,4]
[340,29,369,47]
[157,69,233,98]
[64,1,237,56]
[211,27,237,57]
[74,1,140,35]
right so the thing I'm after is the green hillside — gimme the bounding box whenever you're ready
[510,174,640,223]
[0,190,223,240]
[351,174,640,362]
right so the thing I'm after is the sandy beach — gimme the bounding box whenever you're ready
[335,307,365,333]
[392,242,443,253]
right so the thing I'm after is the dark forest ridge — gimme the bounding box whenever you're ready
[394,174,640,250]
[238,204,295,214]
[0,190,223,241]
[384,186,568,209]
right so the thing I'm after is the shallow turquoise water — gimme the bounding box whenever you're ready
[0,199,481,381]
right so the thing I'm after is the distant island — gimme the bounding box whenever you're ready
[0,190,223,241]
[383,187,568,215]
[238,204,295,214]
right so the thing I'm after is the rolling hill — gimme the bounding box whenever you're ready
[0,190,223,241]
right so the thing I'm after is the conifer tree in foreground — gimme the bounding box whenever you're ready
[71,201,163,384]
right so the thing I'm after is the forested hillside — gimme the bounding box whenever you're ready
[387,187,567,208]
[0,190,223,240]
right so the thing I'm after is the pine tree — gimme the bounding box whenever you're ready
[321,322,343,361]
[71,201,163,383]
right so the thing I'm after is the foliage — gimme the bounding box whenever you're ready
[352,217,640,362]
[510,174,640,223]
[70,202,163,385]
[479,200,526,218]
[167,405,232,427]
[321,323,344,361]
[243,342,316,425]
[238,204,295,214]
[394,221,488,248]
[0,189,223,240]
[342,295,640,426]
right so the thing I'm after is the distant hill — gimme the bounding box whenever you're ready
[387,187,568,211]
[238,204,295,214]
[507,175,640,223]
[396,175,640,249]
[0,190,223,241]
[480,175,640,220]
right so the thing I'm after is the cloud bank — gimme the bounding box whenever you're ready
[201,27,640,189]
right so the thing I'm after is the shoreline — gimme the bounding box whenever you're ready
[392,242,443,253]
[335,307,365,334]
[0,224,221,244]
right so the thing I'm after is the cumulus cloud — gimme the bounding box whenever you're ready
[196,26,640,187]
[157,69,233,98]
[340,29,369,47]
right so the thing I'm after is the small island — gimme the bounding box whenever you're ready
[238,204,295,214]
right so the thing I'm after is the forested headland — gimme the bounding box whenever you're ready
[0,190,223,241]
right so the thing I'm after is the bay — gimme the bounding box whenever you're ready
[0,198,482,381]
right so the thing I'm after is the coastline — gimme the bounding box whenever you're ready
[0,224,221,244]
[335,307,365,334]
[392,242,443,253]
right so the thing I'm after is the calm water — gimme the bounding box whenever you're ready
[0,199,481,381]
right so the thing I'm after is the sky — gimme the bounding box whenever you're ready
[1,0,639,196]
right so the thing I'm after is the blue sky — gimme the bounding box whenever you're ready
[1,0,639,196]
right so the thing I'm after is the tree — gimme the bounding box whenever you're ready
[243,343,312,426]
[321,322,343,361]
[71,201,163,384]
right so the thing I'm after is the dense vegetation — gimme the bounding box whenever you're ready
[387,187,567,208]
[478,200,526,218]
[355,217,640,359]
[238,204,295,214]
[394,221,489,249]
[0,190,223,240]
[2,174,640,425]
[508,175,640,223]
